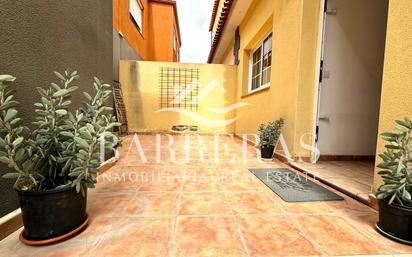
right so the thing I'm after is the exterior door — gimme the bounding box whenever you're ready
[316,0,388,157]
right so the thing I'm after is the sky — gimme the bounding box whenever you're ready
[176,0,214,63]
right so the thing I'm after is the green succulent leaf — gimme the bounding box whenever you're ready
[396,124,410,132]
[0,75,16,82]
[60,131,74,137]
[2,173,19,179]
[403,191,411,201]
[4,109,17,122]
[74,137,89,148]
[83,92,92,101]
[10,118,21,125]
[396,119,411,129]
[0,156,9,164]
[53,89,69,98]
[12,137,24,146]
[68,86,79,92]
[54,71,65,81]
[55,109,67,116]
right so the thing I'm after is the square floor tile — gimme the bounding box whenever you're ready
[182,180,221,192]
[343,214,412,254]
[87,192,139,217]
[235,215,320,256]
[221,180,263,192]
[136,192,179,216]
[179,192,231,215]
[95,217,174,257]
[138,179,181,192]
[226,192,284,214]
[294,215,392,256]
[175,216,246,257]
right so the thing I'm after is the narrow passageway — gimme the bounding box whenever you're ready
[1,134,411,256]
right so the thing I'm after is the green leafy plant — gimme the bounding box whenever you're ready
[257,118,284,146]
[376,118,412,206]
[0,71,120,193]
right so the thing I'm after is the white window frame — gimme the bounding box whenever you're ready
[130,0,143,33]
[248,31,273,94]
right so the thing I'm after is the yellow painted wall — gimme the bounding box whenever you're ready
[119,60,237,133]
[373,0,412,192]
[203,0,412,194]
[231,0,321,159]
[221,40,234,65]
[293,0,322,157]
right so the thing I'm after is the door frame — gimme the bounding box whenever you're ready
[311,0,389,163]
[311,0,327,163]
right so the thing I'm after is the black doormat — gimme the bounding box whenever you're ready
[249,168,344,202]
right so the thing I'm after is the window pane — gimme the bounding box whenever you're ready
[250,35,271,91]
[256,60,261,74]
[263,34,272,55]
[256,46,262,62]
[262,67,271,85]
[262,56,267,69]
[253,64,258,76]
[261,33,272,86]
[130,0,143,32]
[262,54,268,69]
[253,59,261,78]
[255,75,261,89]
[253,46,261,63]
[262,70,266,85]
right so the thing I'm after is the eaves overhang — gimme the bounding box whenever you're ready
[207,0,253,63]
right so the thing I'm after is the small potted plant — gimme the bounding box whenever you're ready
[376,118,412,244]
[257,118,284,159]
[0,71,119,244]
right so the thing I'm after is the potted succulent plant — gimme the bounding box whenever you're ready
[257,118,284,159]
[376,118,412,244]
[0,71,119,243]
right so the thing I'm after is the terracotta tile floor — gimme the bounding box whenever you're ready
[290,161,374,203]
[1,134,411,257]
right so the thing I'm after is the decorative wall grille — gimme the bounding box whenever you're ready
[159,67,200,111]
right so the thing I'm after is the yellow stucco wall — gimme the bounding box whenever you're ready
[210,0,411,193]
[293,0,322,157]
[373,0,412,192]
[221,40,235,65]
[119,60,237,133]
[230,0,321,159]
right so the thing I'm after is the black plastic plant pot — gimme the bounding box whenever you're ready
[376,199,412,245]
[260,145,275,159]
[15,184,87,241]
